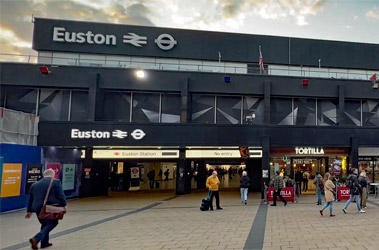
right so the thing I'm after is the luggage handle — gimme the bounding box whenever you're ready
[207,190,212,200]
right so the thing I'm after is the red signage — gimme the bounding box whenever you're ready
[337,187,350,200]
[267,187,294,202]
[47,163,61,179]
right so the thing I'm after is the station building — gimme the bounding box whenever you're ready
[1,18,379,197]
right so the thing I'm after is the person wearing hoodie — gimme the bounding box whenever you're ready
[313,172,324,205]
[319,172,336,217]
[343,168,365,213]
[240,171,250,205]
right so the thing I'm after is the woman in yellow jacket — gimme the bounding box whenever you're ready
[319,172,336,217]
[206,171,223,210]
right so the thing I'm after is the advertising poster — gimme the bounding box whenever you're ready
[338,187,350,200]
[332,158,342,176]
[130,167,140,179]
[62,164,76,191]
[1,163,22,198]
[267,187,295,202]
[26,164,42,194]
[47,163,61,179]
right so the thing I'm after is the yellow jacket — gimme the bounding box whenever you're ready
[206,176,220,191]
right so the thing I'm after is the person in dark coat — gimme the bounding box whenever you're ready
[26,169,66,250]
[240,171,250,205]
[342,168,365,214]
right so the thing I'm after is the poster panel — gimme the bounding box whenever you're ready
[47,163,61,179]
[1,163,22,197]
[62,164,76,190]
[26,164,42,194]
[130,167,140,179]
[267,187,295,202]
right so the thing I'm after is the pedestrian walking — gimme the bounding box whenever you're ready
[313,172,324,205]
[25,169,66,250]
[319,173,336,217]
[342,168,365,214]
[164,169,169,181]
[147,170,155,188]
[206,171,223,210]
[303,170,310,192]
[295,170,303,196]
[358,171,368,209]
[240,171,250,205]
[271,171,287,206]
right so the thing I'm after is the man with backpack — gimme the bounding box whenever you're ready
[313,173,324,205]
[343,168,365,214]
[271,171,287,206]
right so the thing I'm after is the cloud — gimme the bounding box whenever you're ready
[366,6,379,20]
[0,0,157,57]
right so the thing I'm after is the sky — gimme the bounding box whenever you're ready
[0,0,378,62]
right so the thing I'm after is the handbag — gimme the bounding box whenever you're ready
[38,177,66,220]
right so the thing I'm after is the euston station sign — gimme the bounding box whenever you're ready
[71,128,146,140]
[93,150,179,159]
[52,27,177,50]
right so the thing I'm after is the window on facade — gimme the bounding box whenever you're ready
[71,91,90,121]
[132,93,160,123]
[4,87,38,114]
[191,95,215,124]
[317,99,338,126]
[294,98,316,125]
[38,89,70,121]
[161,94,181,123]
[102,92,131,122]
[216,96,242,124]
[344,100,361,126]
[243,96,264,125]
[362,100,379,127]
[271,98,292,125]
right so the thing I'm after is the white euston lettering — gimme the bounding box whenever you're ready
[52,27,116,45]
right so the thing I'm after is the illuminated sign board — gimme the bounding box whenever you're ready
[92,150,179,159]
[295,147,325,155]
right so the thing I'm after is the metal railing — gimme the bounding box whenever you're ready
[0,53,377,81]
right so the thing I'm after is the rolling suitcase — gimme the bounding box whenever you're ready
[200,191,212,211]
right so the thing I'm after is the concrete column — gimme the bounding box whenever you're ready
[261,136,270,198]
[264,81,271,125]
[180,78,190,123]
[350,137,359,173]
[338,85,345,125]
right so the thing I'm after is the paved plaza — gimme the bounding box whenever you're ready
[1,191,378,250]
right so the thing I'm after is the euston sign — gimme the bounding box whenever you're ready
[295,147,325,155]
[53,27,177,51]
[71,129,146,140]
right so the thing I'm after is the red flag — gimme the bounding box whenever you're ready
[259,46,264,74]
[369,73,377,81]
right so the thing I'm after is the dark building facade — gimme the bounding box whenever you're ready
[1,18,378,197]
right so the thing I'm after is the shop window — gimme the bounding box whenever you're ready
[216,96,242,124]
[132,93,160,123]
[344,100,361,126]
[362,100,379,127]
[191,95,215,124]
[102,92,131,122]
[161,94,181,123]
[270,98,292,125]
[38,89,70,121]
[317,99,338,126]
[294,98,316,125]
[71,91,90,121]
[242,96,264,125]
[4,86,38,114]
